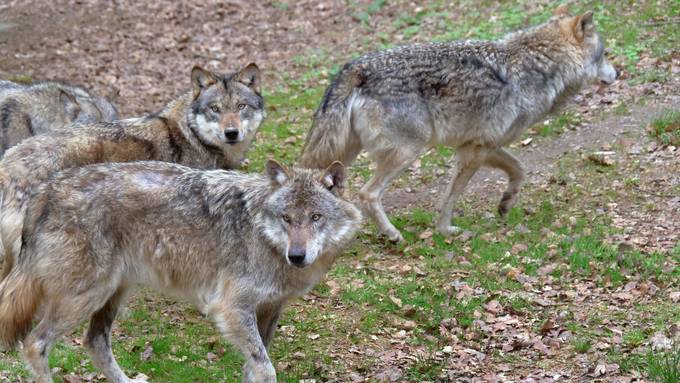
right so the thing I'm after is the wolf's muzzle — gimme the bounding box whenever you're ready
[287,248,306,268]
[225,128,240,143]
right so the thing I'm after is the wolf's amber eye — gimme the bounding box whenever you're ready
[282,214,291,223]
[210,104,220,113]
[238,103,247,110]
[311,213,321,222]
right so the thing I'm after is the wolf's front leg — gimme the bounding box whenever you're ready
[212,305,276,383]
[358,148,421,242]
[257,304,283,348]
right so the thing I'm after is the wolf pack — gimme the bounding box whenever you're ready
[0,6,618,383]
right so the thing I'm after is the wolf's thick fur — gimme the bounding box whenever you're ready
[0,80,118,155]
[299,7,617,241]
[0,272,41,348]
[0,160,361,383]
[0,64,265,278]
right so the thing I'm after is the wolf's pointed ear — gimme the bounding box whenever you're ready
[107,86,120,103]
[59,89,81,118]
[191,66,218,96]
[321,161,345,195]
[236,63,261,92]
[573,11,595,41]
[553,4,569,17]
[265,159,290,186]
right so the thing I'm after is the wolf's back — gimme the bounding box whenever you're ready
[298,65,364,169]
[0,127,155,279]
[0,81,118,157]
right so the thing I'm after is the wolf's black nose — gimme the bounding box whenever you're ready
[288,248,306,267]
[225,129,239,141]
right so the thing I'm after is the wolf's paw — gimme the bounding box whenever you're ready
[243,362,276,383]
[498,192,517,217]
[130,373,150,383]
[385,229,404,243]
[498,203,509,217]
[437,225,462,236]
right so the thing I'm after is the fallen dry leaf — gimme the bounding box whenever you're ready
[140,343,153,361]
[389,295,403,308]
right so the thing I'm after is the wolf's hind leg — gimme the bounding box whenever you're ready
[23,299,94,383]
[212,305,276,383]
[359,148,420,242]
[436,144,490,235]
[484,148,525,216]
[83,286,132,383]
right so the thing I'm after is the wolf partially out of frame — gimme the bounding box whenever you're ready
[0,63,265,278]
[0,159,361,383]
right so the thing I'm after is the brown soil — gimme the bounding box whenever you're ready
[0,0,373,115]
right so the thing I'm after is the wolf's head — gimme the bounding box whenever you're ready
[36,85,118,128]
[68,88,118,124]
[259,160,362,268]
[513,6,618,88]
[549,6,618,85]
[188,64,265,151]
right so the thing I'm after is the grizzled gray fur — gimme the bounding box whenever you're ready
[0,160,361,383]
[0,79,118,155]
[0,64,265,278]
[299,7,617,242]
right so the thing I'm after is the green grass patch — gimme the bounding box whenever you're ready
[647,109,680,146]
[536,110,584,137]
[6,75,33,84]
[648,345,680,383]
[572,337,592,354]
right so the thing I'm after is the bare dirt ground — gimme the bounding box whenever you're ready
[0,0,370,115]
[1,1,678,382]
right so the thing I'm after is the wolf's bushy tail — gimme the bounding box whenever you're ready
[0,171,9,280]
[0,184,49,349]
[298,66,364,169]
[0,270,42,349]
[0,170,20,281]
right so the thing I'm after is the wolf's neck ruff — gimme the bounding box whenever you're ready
[505,39,584,115]
[186,111,227,156]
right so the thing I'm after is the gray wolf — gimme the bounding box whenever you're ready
[0,63,265,278]
[0,79,118,155]
[0,159,361,383]
[299,6,617,242]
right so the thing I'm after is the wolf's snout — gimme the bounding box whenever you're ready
[598,60,618,86]
[604,67,620,84]
[224,128,240,142]
[600,68,618,85]
[287,247,306,267]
